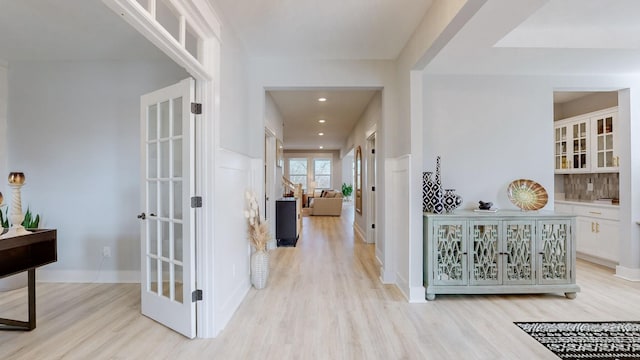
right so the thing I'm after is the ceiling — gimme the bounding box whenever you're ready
[425,0,640,75]
[0,0,167,62]
[209,0,434,151]
[5,0,636,151]
[268,89,378,150]
[209,0,433,60]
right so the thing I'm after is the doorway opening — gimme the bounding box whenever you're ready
[553,90,622,272]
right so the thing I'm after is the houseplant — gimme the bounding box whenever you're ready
[0,207,40,230]
[342,183,353,199]
[244,191,271,289]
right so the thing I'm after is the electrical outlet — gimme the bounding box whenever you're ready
[102,246,112,258]
[587,182,594,192]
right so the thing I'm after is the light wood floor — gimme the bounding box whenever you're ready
[2,207,640,359]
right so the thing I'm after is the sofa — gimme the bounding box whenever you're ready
[310,190,343,216]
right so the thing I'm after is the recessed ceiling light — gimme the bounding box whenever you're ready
[318,97,327,102]
[318,119,326,123]
[318,132,324,136]
[319,146,324,149]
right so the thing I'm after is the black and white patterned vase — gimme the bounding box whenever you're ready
[432,156,445,213]
[433,189,444,214]
[444,189,461,212]
[423,171,435,212]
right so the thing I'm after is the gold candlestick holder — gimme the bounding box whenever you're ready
[0,172,31,239]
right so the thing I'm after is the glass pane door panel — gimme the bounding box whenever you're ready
[149,220,158,255]
[174,223,183,262]
[161,221,170,259]
[149,258,158,293]
[160,100,170,138]
[173,182,182,220]
[175,265,184,303]
[148,105,158,141]
[160,181,170,218]
[597,119,604,134]
[161,260,170,298]
[173,139,182,177]
[148,144,158,178]
[606,134,613,150]
[172,98,183,136]
[149,182,158,215]
[598,152,604,167]
[160,141,170,178]
[606,152,613,167]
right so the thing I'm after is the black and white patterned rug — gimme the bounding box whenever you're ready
[515,322,640,359]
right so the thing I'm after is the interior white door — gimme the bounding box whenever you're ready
[367,133,376,244]
[139,78,196,338]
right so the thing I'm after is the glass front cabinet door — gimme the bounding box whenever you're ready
[591,111,618,172]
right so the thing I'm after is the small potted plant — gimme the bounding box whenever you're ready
[342,183,353,201]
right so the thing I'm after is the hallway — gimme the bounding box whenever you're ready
[2,212,640,359]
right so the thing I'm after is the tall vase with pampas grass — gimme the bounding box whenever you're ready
[244,191,271,289]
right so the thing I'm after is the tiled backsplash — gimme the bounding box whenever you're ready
[563,173,619,201]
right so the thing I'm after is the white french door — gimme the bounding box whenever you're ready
[139,78,196,338]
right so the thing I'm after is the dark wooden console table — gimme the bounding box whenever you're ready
[0,229,57,331]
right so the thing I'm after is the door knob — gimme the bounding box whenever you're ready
[137,213,146,220]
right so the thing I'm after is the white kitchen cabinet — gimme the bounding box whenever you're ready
[554,107,618,174]
[424,211,579,300]
[555,201,619,266]
[554,118,589,173]
[591,111,619,172]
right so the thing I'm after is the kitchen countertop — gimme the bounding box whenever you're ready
[555,199,619,208]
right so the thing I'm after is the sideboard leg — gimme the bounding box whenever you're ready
[426,293,436,301]
[565,292,577,299]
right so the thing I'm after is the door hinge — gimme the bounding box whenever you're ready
[372,186,375,191]
[191,196,203,208]
[192,289,203,302]
[191,102,202,115]
[371,224,375,229]
[371,149,375,154]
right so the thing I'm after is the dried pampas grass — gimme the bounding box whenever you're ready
[245,191,271,251]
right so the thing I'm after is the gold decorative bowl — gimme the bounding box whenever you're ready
[507,179,548,211]
[8,172,25,185]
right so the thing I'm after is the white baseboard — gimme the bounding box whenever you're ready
[577,252,617,269]
[353,223,366,243]
[215,279,250,336]
[379,265,395,284]
[37,270,140,283]
[395,271,410,300]
[614,265,640,282]
[409,286,427,303]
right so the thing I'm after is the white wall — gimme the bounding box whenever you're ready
[421,73,640,282]
[211,21,255,335]
[554,91,618,121]
[423,75,553,210]
[0,64,7,188]
[265,92,285,208]
[7,60,188,281]
[341,153,354,194]
[395,0,484,301]
[218,26,250,155]
[343,92,381,242]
